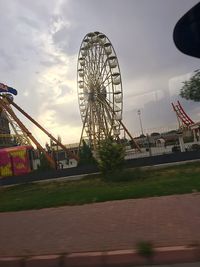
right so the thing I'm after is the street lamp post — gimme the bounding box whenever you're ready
[137,109,144,136]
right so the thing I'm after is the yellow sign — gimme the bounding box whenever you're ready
[10,150,26,159]
[0,164,12,176]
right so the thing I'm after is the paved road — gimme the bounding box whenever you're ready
[0,193,200,257]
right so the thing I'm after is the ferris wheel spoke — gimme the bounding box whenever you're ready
[84,58,97,82]
[100,61,109,77]
[97,96,113,128]
[91,103,98,148]
[101,72,112,86]
[78,79,89,89]
[89,47,97,74]
[97,57,109,81]
[96,45,104,69]
[100,103,110,136]
[79,98,88,107]
[92,46,98,73]
[83,79,90,88]
[83,72,90,83]
[82,61,91,71]
[101,97,119,118]
[105,97,120,112]
[103,78,113,88]
[99,107,107,135]
[86,50,93,75]
[104,104,115,135]
[105,98,122,119]
[99,49,112,75]
[98,50,107,73]
[83,58,92,72]
[93,45,107,80]
[88,102,93,141]
[84,71,94,84]
[94,51,105,81]
[81,54,90,64]
[94,104,102,140]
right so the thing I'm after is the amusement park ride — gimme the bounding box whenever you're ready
[0,83,78,169]
[172,100,200,141]
[77,31,140,154]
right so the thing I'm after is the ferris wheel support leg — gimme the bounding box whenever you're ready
[119,120,141,152]
[78,106,89,153]
[78,125,85,153]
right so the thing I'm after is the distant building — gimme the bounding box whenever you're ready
[50,141,79,169]
[50,141,79,156]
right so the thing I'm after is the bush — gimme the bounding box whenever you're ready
[98,138,125,174]
[136,241,154,259]
[37,153,54,171]
[78,140,97,166]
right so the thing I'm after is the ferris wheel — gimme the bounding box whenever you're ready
[77,31,139,152]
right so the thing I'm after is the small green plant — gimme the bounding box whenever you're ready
[98,137,125,175]
[136,241,154,262]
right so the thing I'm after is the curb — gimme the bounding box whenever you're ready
[0,246,199,267]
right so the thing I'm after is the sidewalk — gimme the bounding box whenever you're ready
[0,193,200,265]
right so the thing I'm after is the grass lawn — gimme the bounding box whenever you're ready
[0,162,200,212]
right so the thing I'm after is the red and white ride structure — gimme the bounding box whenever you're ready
[172,100,200,142]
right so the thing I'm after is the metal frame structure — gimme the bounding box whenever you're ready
[172,100,200,142]
[4,111,31,145]
[77,31,140,152]
[0,94,78,168]
[172,101,194,128]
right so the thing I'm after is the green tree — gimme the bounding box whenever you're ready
[98,138,125,174]
[38,152,53,171]
[180,70,200,101]
[78,140,96,166]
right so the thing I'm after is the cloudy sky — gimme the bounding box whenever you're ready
[0,0,200,145]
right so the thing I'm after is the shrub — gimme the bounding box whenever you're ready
[37,153,54,171]
[78,140,96,166]
[98,138,125,174]
[136,241,154,259]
